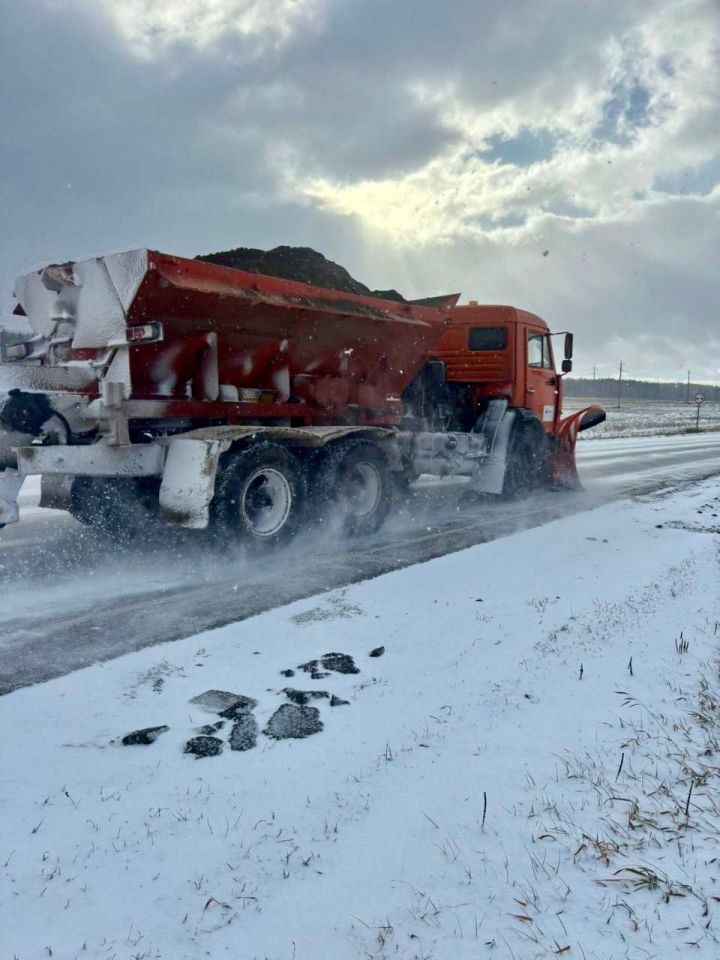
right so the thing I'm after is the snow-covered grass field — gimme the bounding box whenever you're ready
[2,478,719,959]
[565,397,720,439]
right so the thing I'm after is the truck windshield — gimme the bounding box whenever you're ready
[468,327,507,350]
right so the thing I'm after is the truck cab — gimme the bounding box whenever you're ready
[433,304,565,430]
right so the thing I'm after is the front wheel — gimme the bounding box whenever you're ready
[212,443,306,545]
[502,427,545,499]
[313,439,393,536]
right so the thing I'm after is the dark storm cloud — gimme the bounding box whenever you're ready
[0,0,645,233]
[0,4,279,267]
[0,0,476,286]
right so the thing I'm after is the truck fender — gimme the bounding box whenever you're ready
[159,436,230,528]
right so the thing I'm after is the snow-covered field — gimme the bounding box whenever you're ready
[2,477,719,959]
[565,398,720,439]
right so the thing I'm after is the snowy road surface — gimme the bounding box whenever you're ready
[1,432,719,694]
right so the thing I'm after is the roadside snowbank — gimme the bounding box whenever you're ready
[2,479,719,959]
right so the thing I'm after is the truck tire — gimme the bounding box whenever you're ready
[502,426,545,499]
[69,476,161,539]
[212,443,306,545]
[313,439,392,536]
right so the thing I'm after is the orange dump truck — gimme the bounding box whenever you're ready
[0,250,604,540]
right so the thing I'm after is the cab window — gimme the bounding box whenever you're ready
[468,326,507,350]
[528,334,553,369]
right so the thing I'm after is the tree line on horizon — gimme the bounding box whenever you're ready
[565,377,720,401]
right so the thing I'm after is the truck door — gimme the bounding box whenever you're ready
[525,330,559,430]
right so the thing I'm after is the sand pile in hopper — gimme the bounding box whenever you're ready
[195,245,406,302]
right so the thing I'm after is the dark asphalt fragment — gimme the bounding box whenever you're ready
[121,725,169,745]
[184,736,223,758]
[229,713,259,751]
[297,658,319,673]
[283,688,330,705]
[198,721,225,735]
[219,695,259,720]
[299,653,360,675]
[190,690,258,714]
[330,695,350,707]
[321,652,360,674]
[369,646,385,658]
[280,669,295,678]
[264,704,323,740]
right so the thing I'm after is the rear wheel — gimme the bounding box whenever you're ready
[313,439,392,536]
[212,443,306,545]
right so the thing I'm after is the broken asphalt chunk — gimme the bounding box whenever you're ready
[298,652,359,675]
[220,697,259,720]
[264,704,323,740]
[184,736,223,758]
[121,725,169,746]
[330,695,350,707]
[369,646,385,658]
[321,652,360,674]
[229,713,259,751]
[198,721,225,735]
[283,688,330,705]
[190,690,258,714]
[297,658,319,674]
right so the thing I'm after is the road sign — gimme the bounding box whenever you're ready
[694,393,705,404]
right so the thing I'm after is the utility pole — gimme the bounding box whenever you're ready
[617,360,622,409]
[593,363,596,383]
[686,369,690,403]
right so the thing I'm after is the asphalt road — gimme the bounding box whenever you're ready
[1,431,719,695]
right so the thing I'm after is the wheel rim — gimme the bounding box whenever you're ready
[343,461,382,519]
[240,467,293,537]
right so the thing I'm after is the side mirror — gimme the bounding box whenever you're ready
[564,333,574,360]
[562,359,573,373]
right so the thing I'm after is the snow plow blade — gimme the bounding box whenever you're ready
[551,404,606,488]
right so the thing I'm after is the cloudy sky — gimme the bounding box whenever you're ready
[1,0,718,381]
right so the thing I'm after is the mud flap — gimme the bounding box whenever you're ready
[552,404,606,488]
[159,437,229,528]
[471,402,516,494]
[0,468,23,525]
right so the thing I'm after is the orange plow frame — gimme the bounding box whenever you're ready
[552,404,607,487]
